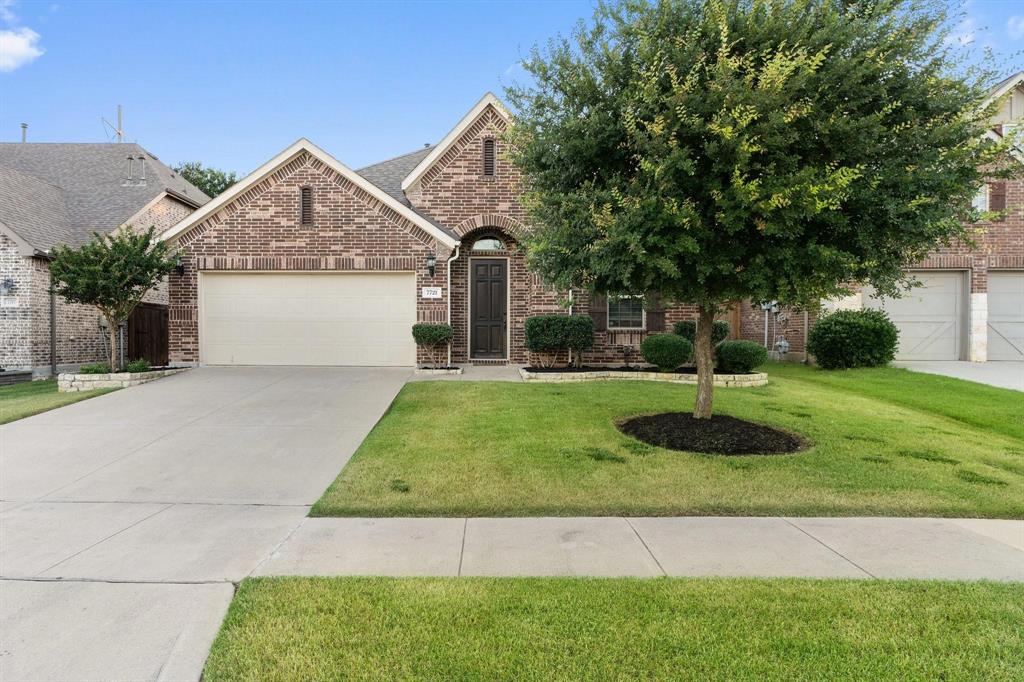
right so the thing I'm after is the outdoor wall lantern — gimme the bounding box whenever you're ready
[0,278,15,296]
[173,255,185,277]
[426,253,437,278]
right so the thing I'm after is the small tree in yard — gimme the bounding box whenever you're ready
[49,227,176,371]
[172,161,238,198]
[508,0,1018,419]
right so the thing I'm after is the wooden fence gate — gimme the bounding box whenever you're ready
[127,303,169,366]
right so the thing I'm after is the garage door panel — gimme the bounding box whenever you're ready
[201,273,416,366]
[988,272,1024,361]
[865,272,964,361]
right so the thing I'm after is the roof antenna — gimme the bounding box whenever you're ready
[102,104,124,142]
[20,123,27,142]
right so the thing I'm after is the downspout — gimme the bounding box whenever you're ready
[567,289,574,315]
[446,243,461,367]
[49,289,57,377]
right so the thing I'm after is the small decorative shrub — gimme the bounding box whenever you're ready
[640,334,692,372]
[673,320,730,346]
[525,315,594,367]
[79,362,112,374]
[411,323,454,368]
[125,358,151,373]
[806,309,899,369]
[715,341,768,374]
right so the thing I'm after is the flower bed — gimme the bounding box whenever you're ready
[519,366,767,387]
[58,367,189,392]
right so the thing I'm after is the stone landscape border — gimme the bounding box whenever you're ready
[414,367,464,375]
[520,368,767,387]
[58,368,189,392]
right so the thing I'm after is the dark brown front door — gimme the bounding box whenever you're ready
[471,259,507,359]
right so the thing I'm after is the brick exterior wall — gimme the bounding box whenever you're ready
[169,152,447,364]
[734,179,1023,361]
[0,195,194,374]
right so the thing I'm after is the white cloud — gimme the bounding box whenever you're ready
[1009,16,1024,40]
[0,0,16,24]
[945,18,977,46]
[0,27,43,72]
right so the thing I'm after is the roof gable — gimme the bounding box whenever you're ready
[401,93,512,192]
[160,139,458,247]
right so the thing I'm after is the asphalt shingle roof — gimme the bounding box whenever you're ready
[0,143,210,251]
[356,145,459,242]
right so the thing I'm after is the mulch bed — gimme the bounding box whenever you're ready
[618,412,808,455]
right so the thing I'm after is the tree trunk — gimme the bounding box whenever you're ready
[693,305,717,420]
[107,316,119,371]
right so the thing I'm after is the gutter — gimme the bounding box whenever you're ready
[446,243,462,367]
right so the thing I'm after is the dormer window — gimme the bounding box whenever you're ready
[300,187,313,226]
[482,139,495,177]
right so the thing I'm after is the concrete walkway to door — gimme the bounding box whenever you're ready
[0,366,411,682]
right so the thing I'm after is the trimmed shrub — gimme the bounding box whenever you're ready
[673,320,731,346]
[525,315,594,367]
[807,309,899,369]
[411,323,454,368]
[640,334,693,372]
[79,362,112,374]
[125,358,151,373]
[715,341,768,374]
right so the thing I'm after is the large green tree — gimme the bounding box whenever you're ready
[508,0,1016,418]
[50,227,177,371]
[172,161,238,198]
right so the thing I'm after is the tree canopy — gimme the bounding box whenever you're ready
[172,161,238,198]
[507,0,1017,417]
[49,226,176,370]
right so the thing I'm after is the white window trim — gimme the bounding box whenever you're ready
[972,184,989,212]
[607,294,646,330]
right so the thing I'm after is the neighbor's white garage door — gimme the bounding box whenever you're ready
[988,271,1024,361]
[865,271,965,361]
[200,273,416,366]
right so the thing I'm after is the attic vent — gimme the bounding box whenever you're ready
[483,139,495,177]
[300,187,313,226]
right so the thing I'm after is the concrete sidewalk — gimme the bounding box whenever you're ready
[257,516,1024,581]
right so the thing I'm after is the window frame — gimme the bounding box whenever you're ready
[607,294,646,330]
[971,184,989,213]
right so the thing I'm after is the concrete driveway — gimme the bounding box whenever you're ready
[0,366,410,681]
[894,361,1024,391]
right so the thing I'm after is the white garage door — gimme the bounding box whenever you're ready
[988,271,1024,361]
[865,272,965,360]
[200,273,416,366]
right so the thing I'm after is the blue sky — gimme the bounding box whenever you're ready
[1,0,1021,175]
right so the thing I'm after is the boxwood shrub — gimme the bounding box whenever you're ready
[640,333,693,372]
[715,340,768,374]
[79,362,112,374]
[525,315,594,366]
[673,320,731,346]
[411,323,454,368]
[806,309,899,369]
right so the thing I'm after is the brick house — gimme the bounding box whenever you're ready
[0,143,209,376]
[162,85,1022,368]
[754,71,1024,363]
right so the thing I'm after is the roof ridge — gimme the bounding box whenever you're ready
[357,145,434,172]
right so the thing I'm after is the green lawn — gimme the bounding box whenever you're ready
[204,577,1024,681]
[0,379,115,425]
[312,363,1023,518]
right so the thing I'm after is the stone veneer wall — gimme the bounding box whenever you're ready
[169,152,448,365]
[0,195,193,374]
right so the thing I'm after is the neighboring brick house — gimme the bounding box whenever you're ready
[162,84,1022,368]
[763,72,1023,363]
[0,143,209,376]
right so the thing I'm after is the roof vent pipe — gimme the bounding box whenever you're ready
[20,123,27,142]
[137,155,146,181]
[126,156,134,181]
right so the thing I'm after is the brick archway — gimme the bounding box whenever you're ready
[453,214,528,241]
